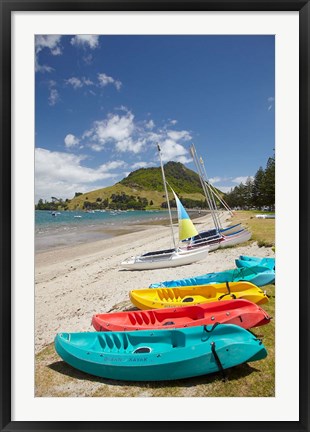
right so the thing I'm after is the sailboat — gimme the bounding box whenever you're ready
[183,144,251,251]
[120,146,209,270]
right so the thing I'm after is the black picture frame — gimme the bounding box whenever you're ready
[1,1,309,431]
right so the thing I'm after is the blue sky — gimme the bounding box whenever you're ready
[35,35,274,202]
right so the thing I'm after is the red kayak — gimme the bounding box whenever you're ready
[92,299,271,332]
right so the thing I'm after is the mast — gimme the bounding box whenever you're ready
[190,144,221,232]
[157,144,177,249]
[205,181,234,216]
[198,154,223,229]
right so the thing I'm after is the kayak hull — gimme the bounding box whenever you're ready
[92,299,271,332]
[149,265,275,288]
[236,255,275,271]
[55,324,267,381]
[130,281,269,310]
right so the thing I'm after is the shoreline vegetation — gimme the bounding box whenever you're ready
[35,210,275,397]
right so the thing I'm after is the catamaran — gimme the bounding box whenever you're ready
[182,144,251,251]
[121,146,209,270]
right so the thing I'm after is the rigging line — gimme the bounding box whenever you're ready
[190,144,220,231]
[199,155,222,229]
[157,144,177,250]
[205,181,234,216]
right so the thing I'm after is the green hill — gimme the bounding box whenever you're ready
[119,161,203,194]
[66,162,224,211]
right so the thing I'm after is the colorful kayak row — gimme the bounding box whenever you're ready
[54,255,275,382]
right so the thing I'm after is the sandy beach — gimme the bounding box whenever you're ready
[35,211,274,354]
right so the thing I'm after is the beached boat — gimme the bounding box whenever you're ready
[149,265,275,288]
[121,145,209,270]
[255,214,275,219]
[121,246,209,270]
[182,225,251,252]
[130,281,269,310]
[91,299,271,332]
[185,144,252,250]
[235,255,275,271]
[54,323,267,381]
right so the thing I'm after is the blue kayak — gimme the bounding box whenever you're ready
[235,255,275,271]
[54,323,267,381]
[149,265,275,289]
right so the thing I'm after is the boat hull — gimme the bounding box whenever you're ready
[55,324,267,381]
[184,228,251,251]
[219,229,252,248]
[130,281,269,310]
[120,246,209,270]
[149,265,275,288]
[92,299,271,332]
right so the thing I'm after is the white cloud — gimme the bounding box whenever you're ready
[209,177,222,184]
[159,139,191,163]
[48,88,60,106]
[89,144,103,152]
[36,63,54,73]
[65,77,83,89]
[167,130,192,141]
[35,35,62,54]
[65,76,94,89]
[35,35,62,73]
[145,120,155,130]
[89,112,135,147]
[99,160,127,170]
[170,119,178,125]
[83,53,94,64]
[131,161,154,170]
[35,148,122,201]
[268,96,275,102]
[232,176,254,184]
[71,110,192,160]
[98,73,122,91]
[116,138,145,154]
[71,35,99,49]
[216,186,233,193]
[64,134,80,148]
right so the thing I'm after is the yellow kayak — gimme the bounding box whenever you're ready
[130,281,268,310]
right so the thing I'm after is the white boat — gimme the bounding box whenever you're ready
[121,145,209,270]
[121,246,209,270]
[255,214,275,219]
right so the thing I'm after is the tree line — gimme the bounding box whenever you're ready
[225,155,275,211]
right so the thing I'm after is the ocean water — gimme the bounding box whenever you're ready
[35,209,181,252]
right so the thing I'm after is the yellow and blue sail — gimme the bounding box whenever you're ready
[171,188,198,241]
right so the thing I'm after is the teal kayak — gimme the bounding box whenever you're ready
[235,255,275,271]
[54,324,267,381]
[149,265,275,288]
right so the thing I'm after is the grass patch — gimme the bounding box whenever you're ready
[227,210,275,248]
